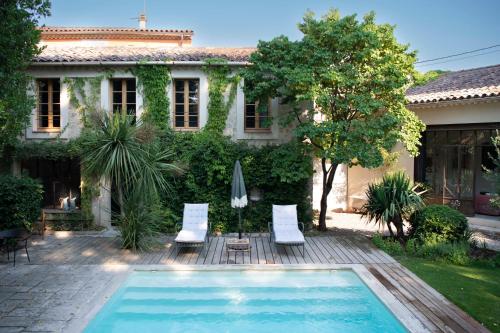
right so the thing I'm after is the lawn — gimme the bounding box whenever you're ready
[398,257,500,333]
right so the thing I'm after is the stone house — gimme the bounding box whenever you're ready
[18,23,294,228]
[17,21,500,227]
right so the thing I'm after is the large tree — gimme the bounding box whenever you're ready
[0,0,51,156]
[243,10,425,231]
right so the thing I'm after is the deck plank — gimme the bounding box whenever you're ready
[203,236,218,265]
[367,264,441,332]
[305,237,328,263]
[386,263,489,333]
[328,235,352,263]
[261,236,275,264]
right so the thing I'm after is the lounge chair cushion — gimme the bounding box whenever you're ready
[272,204,304,244]
[182,203,209,231]
[274,229,305,244]
[175,229,206,243]
[175,203,208,243]
[273,204,299,231]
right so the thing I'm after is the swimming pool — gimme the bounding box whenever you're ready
[84,269,408,333]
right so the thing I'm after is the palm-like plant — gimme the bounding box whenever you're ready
[361,171,425,243]
[82,113,180,249]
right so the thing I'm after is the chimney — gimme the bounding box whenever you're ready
[139,13,147,29]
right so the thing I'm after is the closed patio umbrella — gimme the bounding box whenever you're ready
[231,160,247,239]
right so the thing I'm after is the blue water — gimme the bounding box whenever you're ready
[84,270,407,333]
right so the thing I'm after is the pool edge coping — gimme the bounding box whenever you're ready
[65,264,428,333]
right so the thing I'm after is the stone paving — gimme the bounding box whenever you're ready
[0,264,126,333]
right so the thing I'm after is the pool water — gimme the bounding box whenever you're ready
[84,270,407,333]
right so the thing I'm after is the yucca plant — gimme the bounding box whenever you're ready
[82,112,180,249]
[361,171,425,243]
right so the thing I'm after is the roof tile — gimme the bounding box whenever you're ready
[33,45,255,63]
[407,64,500,104]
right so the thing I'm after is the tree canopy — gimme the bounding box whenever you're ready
[413,70,448,87]
[0,0,51,156]
[243,9,425,230]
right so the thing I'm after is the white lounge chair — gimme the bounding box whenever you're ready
[175,203,210,253]
[268,204,305,256]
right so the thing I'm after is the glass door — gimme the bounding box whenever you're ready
[442,145,474,214]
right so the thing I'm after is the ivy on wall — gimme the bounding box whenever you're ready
[163,132,313,233]
[15,71,106,223]
[11,63,313,231]
[64,76,103,129]
[12,139,81,160]
[203,58,240,134]
[133,64,171,132]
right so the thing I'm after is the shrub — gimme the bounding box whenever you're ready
[415,238,471,265]
[162,132,312,233]
[0,174,43,231]
[410,205,469,243]
[362,171,424,242]
[82,113,179,250]
[117,194,162,251]
[373,232,471,265]
[372,233,405,256]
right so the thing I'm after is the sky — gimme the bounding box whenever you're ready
[40,0,500,72]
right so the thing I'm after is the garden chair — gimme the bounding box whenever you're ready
[0,229,31,267]
[268,204,305,257]
[175,203,210,253]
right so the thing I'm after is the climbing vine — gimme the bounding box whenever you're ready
[133,64,171,132]
[203,58,240,134]
[63,74,110,221]
[64,76,103,129]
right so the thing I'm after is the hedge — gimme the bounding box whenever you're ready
[0,174,43,231]
[160,132,313,233]
[410,204,469,243]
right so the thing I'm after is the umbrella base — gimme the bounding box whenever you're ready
[226,238,251,263]
[226,238,251,251]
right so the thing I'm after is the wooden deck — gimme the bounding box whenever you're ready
[2,231,489,333]
[28,232,398,265]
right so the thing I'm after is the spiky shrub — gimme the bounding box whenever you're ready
[82,113,179,250]
[116,192,164,251]
[361,171,424,243]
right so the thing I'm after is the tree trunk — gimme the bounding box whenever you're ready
[117,186,125,218]
[393,215,405,244]
[318,158,338,231]
[386,222,395,238]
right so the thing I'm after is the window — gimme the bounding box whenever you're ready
[174,79,199,129]
[245,99,271,131]
[111,78,136,117]
[37,79,61,130]
[414,124,500,215]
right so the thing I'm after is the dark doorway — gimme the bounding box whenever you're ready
[21,158,81,209]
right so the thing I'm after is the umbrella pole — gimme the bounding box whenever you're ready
[238,208,242,239]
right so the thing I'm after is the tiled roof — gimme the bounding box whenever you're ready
[407,64,500,104]
[39,26,193,43]
[33,45,255,63]
[39,26,193,34]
